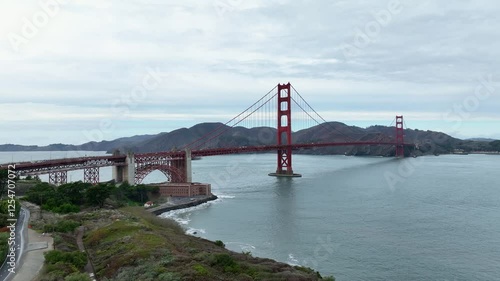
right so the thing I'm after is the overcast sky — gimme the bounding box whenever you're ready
[1,0,499,145]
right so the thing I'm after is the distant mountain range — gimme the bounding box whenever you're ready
[466,138,497,142]
[1,122,499,156]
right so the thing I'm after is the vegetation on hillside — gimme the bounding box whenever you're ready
[0,199,21,228]
[30,215,90,280]
[29,207,335,281]
[490,140,500,151]
[1,175,335,280]
[0,232,9,266]
[0,197,21,265]
[0,169,8,199]
[23,181,159,214]
[1,122,498,156]
[83,207,334,281]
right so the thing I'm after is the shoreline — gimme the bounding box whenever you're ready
[146,194,218,215]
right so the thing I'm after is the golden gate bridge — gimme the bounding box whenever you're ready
[0,83,413,185]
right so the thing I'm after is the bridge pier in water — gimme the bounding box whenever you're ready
[268,83,302,178]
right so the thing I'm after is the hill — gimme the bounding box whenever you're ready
[31,206,334,280]
[0,134,156,152]
[2,122,499,156]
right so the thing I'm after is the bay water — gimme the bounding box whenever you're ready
[2,151,499,280]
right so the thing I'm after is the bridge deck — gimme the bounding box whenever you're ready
[0,141,414,172]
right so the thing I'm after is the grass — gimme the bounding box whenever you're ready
[22,204,335,281]
[0,232,9,265]
[31,206,335,281]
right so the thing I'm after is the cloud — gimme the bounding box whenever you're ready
[0,0,499,145]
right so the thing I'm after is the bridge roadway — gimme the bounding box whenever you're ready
[0,141,414,173]
[140,141,412,158]
[0,155,127,174]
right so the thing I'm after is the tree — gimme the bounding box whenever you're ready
[57,182,91,206]
[24,182,80,213]
[0,170,7,198]
[490,140,500,152]
[0,199,21,227]
[25,182,59,206]
[85,183,115,208]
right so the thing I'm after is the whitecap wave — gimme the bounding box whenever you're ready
[160,210,191,225]
[158,198,222,226]
[217,194,236,199]
[225,242,256,253]
[186,228,206,235]
[287,253,300,266]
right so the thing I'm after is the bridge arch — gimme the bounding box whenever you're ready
[135,164,184,184]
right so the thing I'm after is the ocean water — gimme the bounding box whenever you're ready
[160,154,500,281]
[3,151,500,280]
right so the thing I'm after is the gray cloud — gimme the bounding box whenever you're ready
[0,0,499,145]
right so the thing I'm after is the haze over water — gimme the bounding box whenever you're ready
[3,151,500,280]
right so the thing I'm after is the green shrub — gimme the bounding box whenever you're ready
[65,272,92,281]
[0,232,9,264]
[212,253,241,273]
[44,250,87,270]
[47,220,80,233]
[242,251,252,257]
[214,240,225,248]
[114,262,181,281]
[52,234,63,245]
[0,199,21,222]
[52,203,80,214]
[156,272,181,281]
[294,265,315,274]
[193,264,209,276]
[43,260,79,279]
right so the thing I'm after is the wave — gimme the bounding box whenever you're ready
[287,253,300,266]
[217,194,236,199]
[186,227,206,235]
[158,194,235,235]
[225,242,256,253]
[158,196,227,228]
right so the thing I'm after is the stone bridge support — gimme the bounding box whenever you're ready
[185,149,192,183]
[112,153,135,184]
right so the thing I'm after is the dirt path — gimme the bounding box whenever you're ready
[76,226,97,281]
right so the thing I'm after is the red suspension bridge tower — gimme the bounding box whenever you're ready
[269,83,302,177]
[395,115,405,157]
